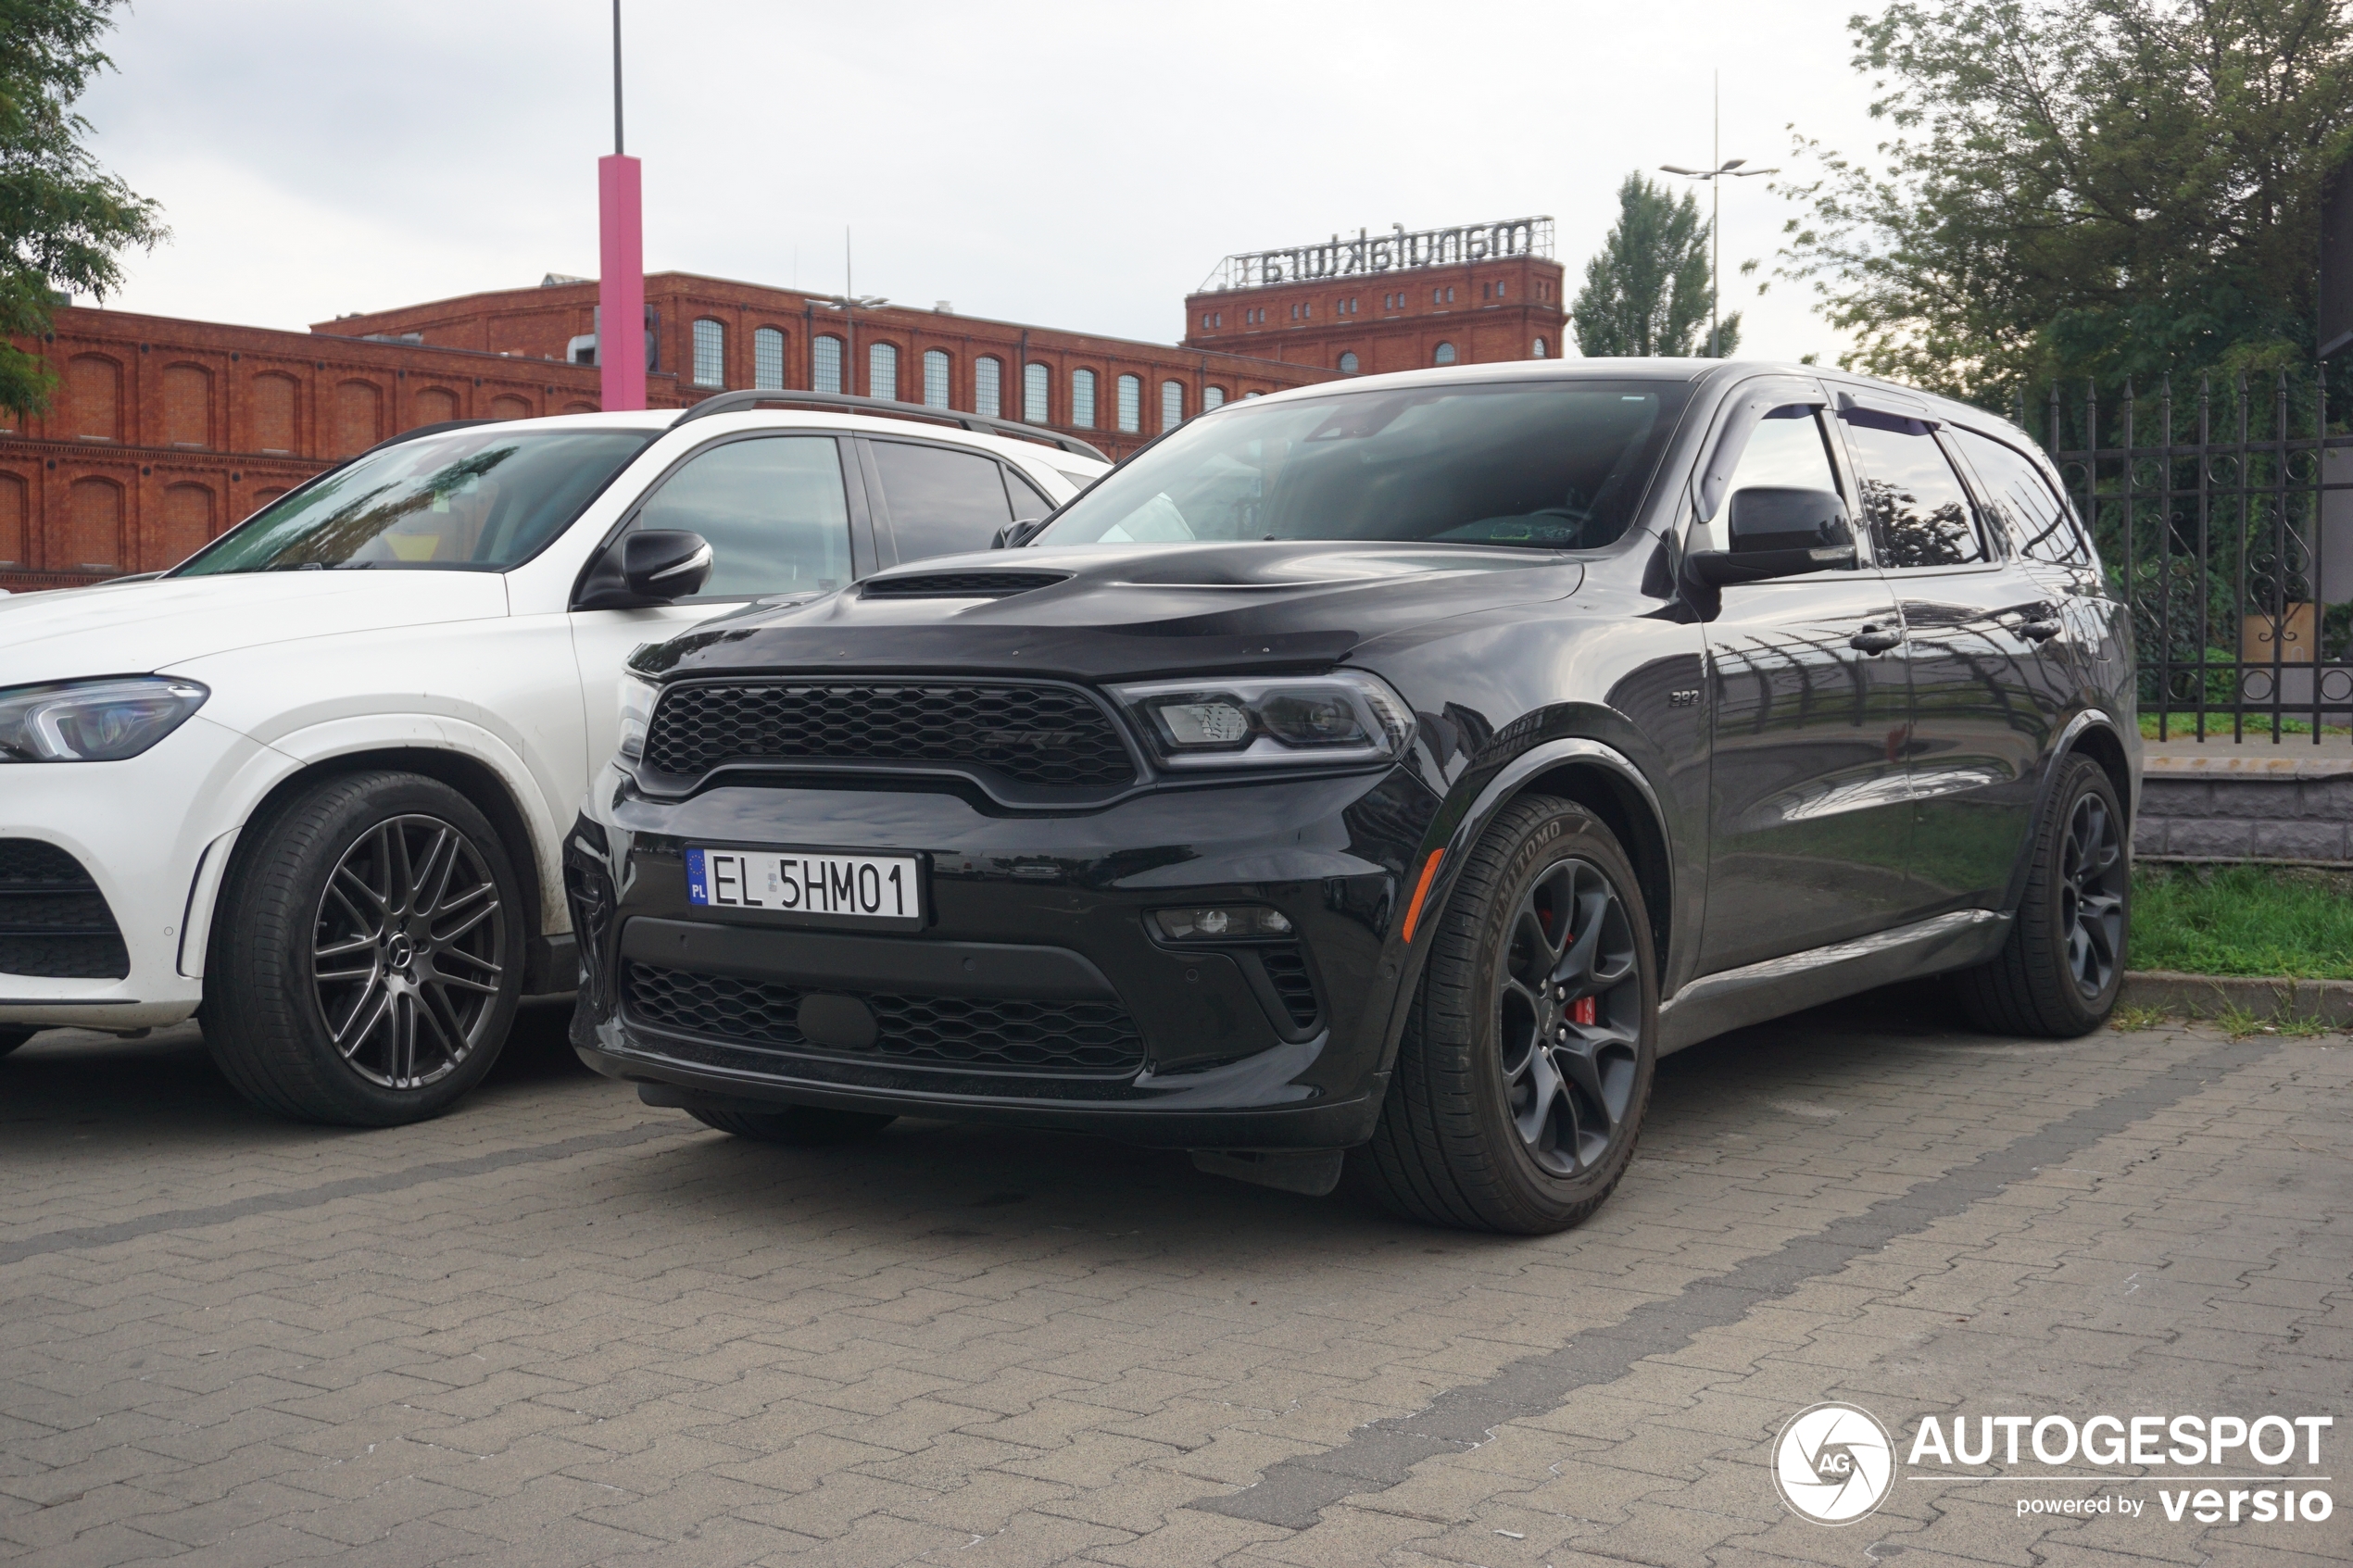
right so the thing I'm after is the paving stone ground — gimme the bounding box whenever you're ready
[1,985,2346,1567]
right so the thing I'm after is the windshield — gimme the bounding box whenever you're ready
[175,427,658,575]
[1033,378,1692,552]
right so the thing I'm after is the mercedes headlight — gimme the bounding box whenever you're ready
[0,677,210,762]
[1110,671,1415,770]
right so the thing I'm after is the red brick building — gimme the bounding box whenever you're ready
[3,220,1562,590]
[1184,217,1568,376]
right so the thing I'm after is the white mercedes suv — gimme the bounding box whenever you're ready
[0,392,1106,1123]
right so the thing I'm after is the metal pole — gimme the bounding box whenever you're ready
[1709,73,1720,359]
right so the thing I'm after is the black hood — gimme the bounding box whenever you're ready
[641,542,1587,683]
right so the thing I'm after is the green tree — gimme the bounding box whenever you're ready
[1777,0,2353,408]
[0,0,165,417]
[1572,171,1741,358]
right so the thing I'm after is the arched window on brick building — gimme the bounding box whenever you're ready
[158,483,215,567]
[1204,385,1226,410]
[1433,342,1457,365]
[162,364,211,448]
[1532,338,1548,358]
[68,355,121,441]
[1160,380,1183,432]
[415,386,459,425]
[251,372,297,453]
[869,342,899,401]
[1071,370,1097,429]
[1024,363,1050,424]
[692,319,726,388]
[1339,352,1359,374]
[1115,374,1141,433]
[975,357,1003,419]
[333,380,383,457]
[814,334,845,394]
[754,327,786,389]
[923,349,950,408]
[0,471,25,567]
[489,394,532,421]
[66,476,122,571]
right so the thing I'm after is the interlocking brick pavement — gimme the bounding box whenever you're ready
[1,987,2346,1566]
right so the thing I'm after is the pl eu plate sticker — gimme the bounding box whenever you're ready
[685,847,707,904]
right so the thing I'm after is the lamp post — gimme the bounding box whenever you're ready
[598,0,645,409]
[1661,77,1775,358]
[808,230,887,396]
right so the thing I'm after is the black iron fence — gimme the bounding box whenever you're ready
[2038,370,2353,743]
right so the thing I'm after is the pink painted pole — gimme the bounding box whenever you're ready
[598,154,645,411]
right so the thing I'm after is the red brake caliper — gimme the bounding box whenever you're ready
[1570,996,1596,1026]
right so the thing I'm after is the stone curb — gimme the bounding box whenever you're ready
[2120,969,2353,1025]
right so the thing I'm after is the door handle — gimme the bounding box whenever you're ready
[1849,627,1903,655]
[2016,620,2063,643]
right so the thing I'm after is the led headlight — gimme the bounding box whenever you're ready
[1151,906,1294,941]
[615,669,660,765]
[0,676,210,761]
[1111,671,1414,770]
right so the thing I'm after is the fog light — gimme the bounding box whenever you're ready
[1151,906,1294,941]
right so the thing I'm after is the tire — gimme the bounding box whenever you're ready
[1353,796,1658,1235]
[1955,756,2130,1038]
[206,771,524,1125]
[687,1105,897,1144]
[0,1028,35,1060]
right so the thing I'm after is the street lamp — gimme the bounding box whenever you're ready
[1661,78,1775,358]
[807,229,888,395]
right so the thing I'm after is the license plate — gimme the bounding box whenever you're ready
[686,847,923,922]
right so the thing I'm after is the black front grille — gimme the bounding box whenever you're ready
[0,838,129,979]
[1258,946,1321,1030]
[862,571,1069,599]
[642,681,1136,789]
[623,961,1146,1077]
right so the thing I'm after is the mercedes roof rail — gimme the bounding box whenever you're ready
[669,388,1112,463]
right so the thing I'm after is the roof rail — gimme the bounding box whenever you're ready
[668,388,1111,463]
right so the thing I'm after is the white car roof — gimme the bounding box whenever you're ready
[477,407,1111,477]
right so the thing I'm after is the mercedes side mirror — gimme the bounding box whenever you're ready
[1687,487,1856,586]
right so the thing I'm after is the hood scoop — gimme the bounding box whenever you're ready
[861,570,1072,600]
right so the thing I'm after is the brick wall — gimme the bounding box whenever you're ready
[1183,255,1569,375]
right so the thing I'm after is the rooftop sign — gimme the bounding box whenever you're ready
[1199,217,1554,293]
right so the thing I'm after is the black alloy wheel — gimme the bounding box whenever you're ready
[1495,857,1644,1178]
[1354,795,1657,1234]
[2057,790,2127,1000]
[311,815,510,1090]
[1955,755,2130,1037]
[207,771,524,1125]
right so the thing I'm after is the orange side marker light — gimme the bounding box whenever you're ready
[1400,848,1445,945]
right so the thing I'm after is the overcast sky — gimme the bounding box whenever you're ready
[82,1,1888,362]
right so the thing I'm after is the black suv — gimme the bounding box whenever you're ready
[567,360,2137,1234]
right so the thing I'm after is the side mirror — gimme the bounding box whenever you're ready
[1687,487,1856,586]
[622,530,712,599]
[990,518,1051,550]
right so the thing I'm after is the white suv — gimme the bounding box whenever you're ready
[0,393,1106,1123]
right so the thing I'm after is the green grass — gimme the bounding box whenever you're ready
[2130,863,2353,979]
[2139,711,2351,740]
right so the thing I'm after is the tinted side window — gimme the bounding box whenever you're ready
[1952,427,2088,566]
[871,440,1015,563]
[631,435,851,598]
[1728,407,1842,495]
[1841,414,1987,567]
[1005,468,1054,522]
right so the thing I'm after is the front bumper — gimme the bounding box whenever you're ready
[0,717,270,1031]
[568,761,1443,1148]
